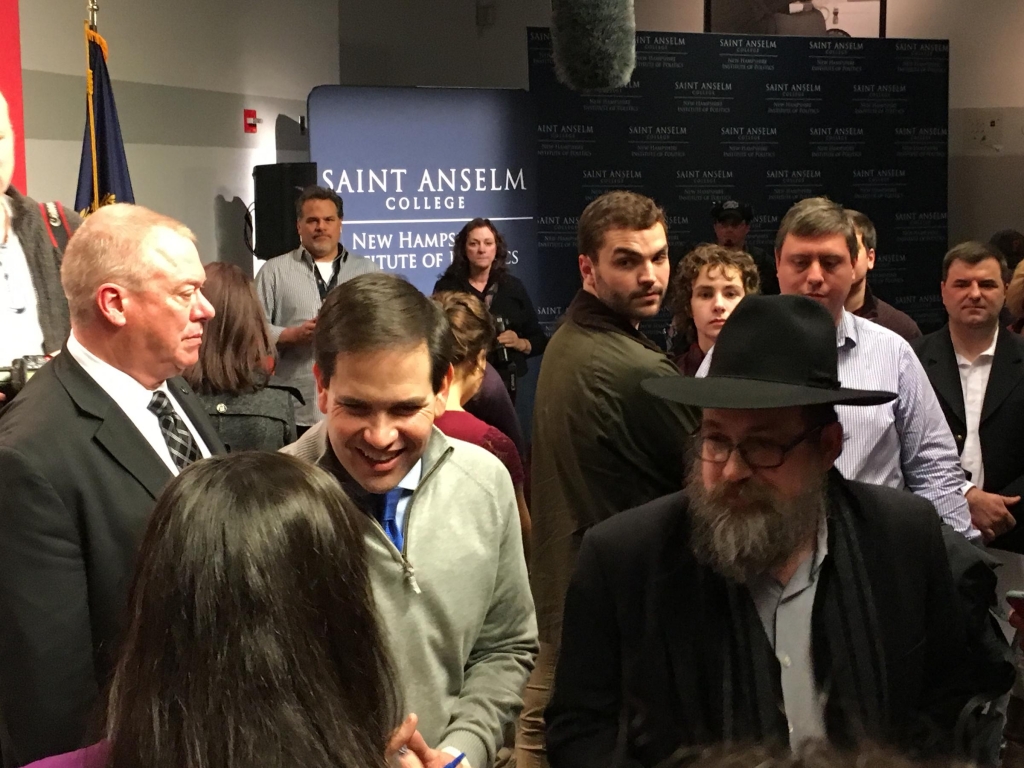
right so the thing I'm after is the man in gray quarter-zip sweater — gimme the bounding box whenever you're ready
[283,272,537,768]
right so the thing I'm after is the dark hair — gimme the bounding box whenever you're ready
[775,197,859,265]
[847,209,877,252]
[989,229,1024,272]
[296,185,344,219]
[183,262,272,396]
[105,452,399,768]
[670,243,761,323]
[578,191,667,260]
[432,291,495,369]
[941,241,1009,282]
[440,218,509,282]
[315,272,453,392]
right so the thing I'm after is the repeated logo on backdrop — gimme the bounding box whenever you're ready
[528,29,950,333]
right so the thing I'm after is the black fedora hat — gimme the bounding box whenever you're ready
[643,295,896,408]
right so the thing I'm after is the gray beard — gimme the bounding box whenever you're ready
[686,461,827,583]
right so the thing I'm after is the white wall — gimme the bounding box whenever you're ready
[20,0,338,99]
[337,0,1024,108]
[887,0,1024,242]
[337,0,704,89]
[888,0,1024,109]
[19,0,340,268]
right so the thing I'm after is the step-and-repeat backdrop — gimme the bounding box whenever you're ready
[527,29,950,337]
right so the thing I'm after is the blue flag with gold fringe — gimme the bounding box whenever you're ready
[75,24,133,214]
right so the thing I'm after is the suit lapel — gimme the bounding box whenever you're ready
[53,349,172,499]
[166,377,226,455]
[982,328,1024,424]
[920,327,967,427]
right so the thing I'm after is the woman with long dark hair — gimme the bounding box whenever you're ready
[24,452,413,768]
[434,218,548,399]
[183,262,298,451]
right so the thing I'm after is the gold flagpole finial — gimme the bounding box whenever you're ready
[87,0,99,31]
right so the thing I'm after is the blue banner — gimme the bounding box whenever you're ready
[75,28,134,214]
[307,86,537,299]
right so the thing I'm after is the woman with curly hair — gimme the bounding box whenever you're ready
[669,244,760,375]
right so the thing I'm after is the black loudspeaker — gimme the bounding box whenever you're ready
[252,162,318,259]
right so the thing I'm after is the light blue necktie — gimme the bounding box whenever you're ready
[376,488,404,551]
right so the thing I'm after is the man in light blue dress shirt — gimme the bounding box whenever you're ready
[699,197,978,540]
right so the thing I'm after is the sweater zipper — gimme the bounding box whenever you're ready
[402,560,422,594]
[396,444,454,595]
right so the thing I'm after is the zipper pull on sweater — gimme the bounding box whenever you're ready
[403,560,422,594]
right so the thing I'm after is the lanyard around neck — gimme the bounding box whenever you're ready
[311,250,344,300]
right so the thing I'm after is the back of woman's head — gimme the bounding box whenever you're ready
[107,452,398,768]
[432,290,495,368]
[184,262,272,396]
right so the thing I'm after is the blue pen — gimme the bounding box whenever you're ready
[442,752,466,768]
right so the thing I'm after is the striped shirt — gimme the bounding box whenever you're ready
[255,246,378,426]
[697,311,978,540]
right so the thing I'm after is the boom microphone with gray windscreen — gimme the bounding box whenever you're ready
[550,0,636,91]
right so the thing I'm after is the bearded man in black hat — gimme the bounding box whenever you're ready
[545,295,1010,768]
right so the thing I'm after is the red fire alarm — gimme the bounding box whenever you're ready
[244,109,258,134]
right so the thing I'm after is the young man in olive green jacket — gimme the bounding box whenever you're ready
[521,191,698,768]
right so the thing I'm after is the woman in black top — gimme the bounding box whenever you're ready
[433,218,548,399]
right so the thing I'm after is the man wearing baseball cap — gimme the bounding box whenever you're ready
[711,199,779,295]
[545,295,1009,768]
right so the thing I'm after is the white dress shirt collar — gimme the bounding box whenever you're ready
[953,328,998,367]
[397,458,423,492]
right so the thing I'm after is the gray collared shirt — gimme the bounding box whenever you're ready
[255,245,378,425]
[746,517,829,750]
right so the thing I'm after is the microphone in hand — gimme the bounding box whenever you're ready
[494,316,512,365]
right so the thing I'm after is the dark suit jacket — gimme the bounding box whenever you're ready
[0,350,224,767]
[912,326,1024,551]
[546,481,982,768]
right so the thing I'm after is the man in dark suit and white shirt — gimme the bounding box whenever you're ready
[912,242,1024,547]
[912,241,1024,755]
[0,204,224,767]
